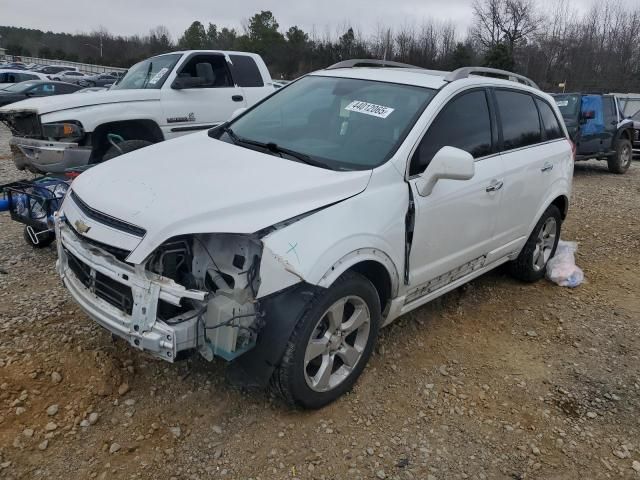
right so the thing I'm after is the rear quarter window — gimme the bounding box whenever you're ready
[229,55,264,87]
[495,90,542,151]
[535,98,564,140]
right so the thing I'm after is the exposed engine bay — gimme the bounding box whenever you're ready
[146,234,263,361]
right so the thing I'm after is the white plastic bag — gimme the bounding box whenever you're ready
[546,240,584,288]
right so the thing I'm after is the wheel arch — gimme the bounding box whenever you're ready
[614,125,634,144]
[316,249,399,314]
[91,119,164,160]
[550,194,569,220]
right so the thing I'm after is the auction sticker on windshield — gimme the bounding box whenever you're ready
[345,100,395,119]
[149,67,169,85]
[555,100,569,107]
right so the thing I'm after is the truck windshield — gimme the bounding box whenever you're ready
[221,75,436,171]
[553,94,581,120]
[111,54,181,90]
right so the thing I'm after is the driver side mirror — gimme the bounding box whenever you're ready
[415,146,475,196]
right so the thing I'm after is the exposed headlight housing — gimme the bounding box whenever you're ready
[41,121,84,142]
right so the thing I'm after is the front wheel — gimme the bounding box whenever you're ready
[271,272,381,409]
[509,205,562,282]
[607,138,632,174]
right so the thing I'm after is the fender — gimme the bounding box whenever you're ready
[256,166,407,298]
[613,123,634,144]
[41,103,163,134]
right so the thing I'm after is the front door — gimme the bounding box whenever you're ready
[162,53,246,138]
[407,88,503,297]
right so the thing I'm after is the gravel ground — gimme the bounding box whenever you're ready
[0,123,639,480]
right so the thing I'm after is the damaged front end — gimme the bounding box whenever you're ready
[56,212,266,363]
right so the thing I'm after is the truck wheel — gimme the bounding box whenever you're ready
[607,138,632,174]
[23,226,55,249]
[103,139,153,161]
[271,272,380,409]
[509,205,561,283]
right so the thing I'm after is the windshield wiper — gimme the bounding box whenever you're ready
[218,126,332,169]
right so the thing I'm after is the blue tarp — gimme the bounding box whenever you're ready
[581,95,604,135]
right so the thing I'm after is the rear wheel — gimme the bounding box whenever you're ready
[102,139,153,161]
[271,272,380,409]
[607,138,632,174]
[509,205,561,282]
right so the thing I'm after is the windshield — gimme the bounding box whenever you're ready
[3,81,37,92]
[221,75,436,170]
[111,54,181,90]
[553,94,581,120]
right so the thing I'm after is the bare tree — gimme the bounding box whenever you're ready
[472,0,540,53]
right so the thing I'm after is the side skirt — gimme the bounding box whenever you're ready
[383,255,512,326]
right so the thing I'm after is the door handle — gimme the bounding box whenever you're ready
[232,95,244,102]
[541,162,554,172]
[486,180,504,192]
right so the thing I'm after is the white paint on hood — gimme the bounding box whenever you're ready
[69,131,372,263]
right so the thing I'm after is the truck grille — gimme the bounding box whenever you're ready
[65,247,134,315]
[0,111,42,138]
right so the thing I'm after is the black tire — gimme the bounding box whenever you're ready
[607,137,632,174]
[23,226,55,249]
[102,139,153,161]
[509,205,562,283]
[271,272,381,409]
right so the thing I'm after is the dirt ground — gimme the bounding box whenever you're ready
[0,124,639,480]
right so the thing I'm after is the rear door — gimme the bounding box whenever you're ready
[161,53,245,138]
[492,89,568,260]
[228,54,273,107]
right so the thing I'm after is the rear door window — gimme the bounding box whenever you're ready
[229,55,264,87]
[410,89,493,176]
[535,99,563,140]
[495,90,542,151]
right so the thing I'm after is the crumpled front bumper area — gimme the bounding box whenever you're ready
[11,137,91,174]
[55,216,206,362]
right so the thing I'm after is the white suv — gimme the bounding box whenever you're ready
[54,61,573,408]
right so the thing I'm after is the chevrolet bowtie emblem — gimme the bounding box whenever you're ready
[74,219,91,234]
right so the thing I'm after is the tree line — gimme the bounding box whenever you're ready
[2,0,639,92]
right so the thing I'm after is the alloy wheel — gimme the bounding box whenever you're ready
[303,296,371,392]
[532,217,557,271]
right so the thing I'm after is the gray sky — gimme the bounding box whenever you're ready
[0,0,626,41]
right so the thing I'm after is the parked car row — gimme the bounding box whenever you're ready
[0,52,580,409]
[0,80,82,107]
[0,62,124,89]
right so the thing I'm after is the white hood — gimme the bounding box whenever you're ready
[0,89,160,115]
[69,132,372,263]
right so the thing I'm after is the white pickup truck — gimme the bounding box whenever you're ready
[0,50,275,174]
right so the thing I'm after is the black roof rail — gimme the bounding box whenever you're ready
[445,67,539,89]
[326,59,422,70]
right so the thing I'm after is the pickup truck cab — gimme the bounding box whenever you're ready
[0,50,274,174]
[552,93,635,173]
[55,62,573,409]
